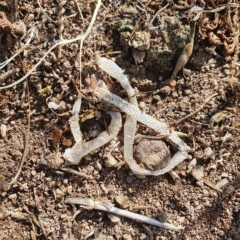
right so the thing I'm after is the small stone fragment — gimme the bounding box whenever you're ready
[122,234,132,240]
[204,147,215,160]
[158,212,168,222]
[196,179,204,187]
[55,188,64,198]
[216,178,229,188]
[191,165,204,181]
[187,158,197,174]
[115,195,130,209]
[108,213,121,223]
[104,154,118,167]
[94,161,102,171]
[0,124,7,138]
[159,86,171,95]
[9,193,17,200]
[139,234,147,240]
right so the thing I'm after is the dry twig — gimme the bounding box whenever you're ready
[5,81,31,190]
[58,0,66,59]
[174,93,218,125]
[65,197,183,231]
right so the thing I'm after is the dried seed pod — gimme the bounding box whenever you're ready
[171,23,196,79]
[0,124,7,138]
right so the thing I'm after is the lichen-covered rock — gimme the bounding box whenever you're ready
[134,139,171,171]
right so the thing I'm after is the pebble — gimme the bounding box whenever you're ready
[187,158,197,174]
[171,92,178,98]
[216,178,229,188]
[184,89,192,95]
[191,165,204,181]
[204,147,215,160]
[221,172,228,178]
[196,179,204,187]
[9,193,17,200]
[202,189,209,196]
[115,195,130,209]
[224,185,235,196]
[55,188,64,198]
[159,86,171,95]
[0,124,7,138]
[139,234,147,240]
[108,213,121,223]
[94,161,102,171]
[138,101,146,110]
[122,234,132,240]
[126,176,134,184]
[66,185,73,194]
[158,212,168,222]
[134,139,170,170]
[104,154,117,167]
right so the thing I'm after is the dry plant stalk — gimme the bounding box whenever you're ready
[174,93,218,125]
[65,197,184,231]
[58,0,66,58]
[0,11,24,36]
[4,82,31,191]
[0,11,13,33]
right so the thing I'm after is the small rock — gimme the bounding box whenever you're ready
[216,178,229,188]
[224,184,235,196]
[139,234,147,240]
[0,124,7,138]
[94,161,102,171]
[55,188,64,198]
[115,195,130,209]
[126,176,134,184]
[196,179,204,187]
[184,89,192,95]
[171,92,178,98]
[108,213,121,223]
[159,86,171,95]
[9,193,17,200]
[204,147,215,160]
[221,172,228,178]
[158,212,168,222]
[122,234,132,240]
[104,154,117,167]
[60,214,67,219]
[134,139,170,171]
[191,165,204,181]
[187,158,197,174]
[66,185,72,194]
[202,189,209,196]
[138,101,146,110]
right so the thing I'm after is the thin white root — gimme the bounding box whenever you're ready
[0,26,36,70]
[63,111,122,164]
[65,197,184,231]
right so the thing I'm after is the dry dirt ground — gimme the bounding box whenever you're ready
[0,0,240,239]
